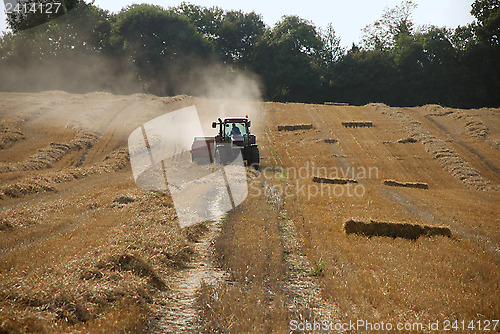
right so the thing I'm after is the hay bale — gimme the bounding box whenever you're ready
[342,121,373,128]
[397,138,418,143]
[312,176,357,184]
[384,179,428,189]
[344,220,451,240]
[277,124,314,131]
[422,225,452,238]
[324,139,338,144]
[324,102,349,106]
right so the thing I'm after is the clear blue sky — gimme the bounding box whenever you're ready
[1,0,475,47]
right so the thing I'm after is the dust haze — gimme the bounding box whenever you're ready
[0,6,264,136]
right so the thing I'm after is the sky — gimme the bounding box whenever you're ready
[1,0,475,47]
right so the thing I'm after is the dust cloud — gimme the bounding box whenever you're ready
[0,5,266,159]
[180,63,264,136]
[0,5,142,96]
[1,38,264,136]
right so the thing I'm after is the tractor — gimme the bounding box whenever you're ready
[191,115,259,169]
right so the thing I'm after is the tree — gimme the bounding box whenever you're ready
[391,33,425,105]
[418,27,458,105]
[252,16,324,102]
[0,2,124,93]
[451,24,476,51]
[217,10,266,65]
[1,2,110,61]
[0,0,498,107]
[471,0,500,46]
[6,0,81,32]
[170,4,266,66]
[169,3,224,42]
[361,0,417,51]
[111,4,213,95]
[471,0,500,23]
[329,50,396,105]
[320,23,344,66]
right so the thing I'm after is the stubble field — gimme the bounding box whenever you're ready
[0,91,498,333]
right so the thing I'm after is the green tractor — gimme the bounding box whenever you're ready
[191,115,259,169]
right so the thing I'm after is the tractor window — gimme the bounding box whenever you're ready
[225,122,247,137]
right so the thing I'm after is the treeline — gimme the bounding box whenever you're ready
[0,0,498,108]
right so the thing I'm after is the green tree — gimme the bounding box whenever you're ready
[471,0,500,23]
[451,24,476,51]
[320,23,344,66]
[448,0,500,107]
[329,49,396,105]
[471,0,500,46]
[0,2,117,92]
[6,0,80,32]
[217,10,266,66]
[111,4,213,95]
[361,0,417,51]
[253,16,323,102]
[391,33,425,105]
[171,4,266,66]
[169,2,224,42]
[2,1,110,59]
[420,27,458,105]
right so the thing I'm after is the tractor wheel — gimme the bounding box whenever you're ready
[249,146,259,170]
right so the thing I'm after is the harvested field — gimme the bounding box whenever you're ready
[0,92,498,332]
[0,130,98,172]
[344,219,451,240]
[0,148,130,199]
[382,106,498,191]
[383,179,429,189]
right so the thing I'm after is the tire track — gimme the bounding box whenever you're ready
[263,118,341,324]
[152,167,230,333]
[153,220,228,333]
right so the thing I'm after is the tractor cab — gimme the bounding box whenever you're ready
[212,116,254,145]
[224,121,248,139]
